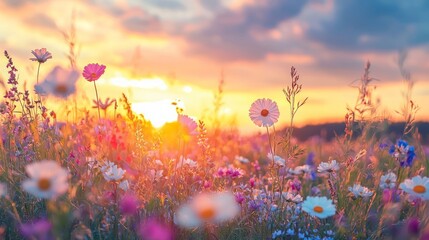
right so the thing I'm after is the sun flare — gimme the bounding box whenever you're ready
[131,99,179,128]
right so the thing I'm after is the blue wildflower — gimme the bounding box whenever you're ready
[389,139,416,167]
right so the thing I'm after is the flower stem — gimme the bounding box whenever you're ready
[36,63,41,84]
[93,81,101,120]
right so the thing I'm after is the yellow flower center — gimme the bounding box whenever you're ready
[260,109,269,117]
[55,84,68,94]
[198,207,216,220]
[38,178,51,191]
[413,185,426,194]
[91,73,97,79]
[313,206,324,213]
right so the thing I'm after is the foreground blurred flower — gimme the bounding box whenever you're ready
[30,48,52,63]
[138,219,173,240]
[35,66,79,99]
[120,194,139,216]
[177,114,198,136]
[317,160,339,173]
[249,98,280,127]
[399,175,429,200]
[20,219,53,240]
[348,184,374,199]
[174,192,240,228]
[380,172,397,189]
[82,63,106,82]
[302,196,336,219]
[389,139,416,167]
[22,160,68,199]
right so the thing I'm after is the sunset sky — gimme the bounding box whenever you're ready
[1,0,429,133]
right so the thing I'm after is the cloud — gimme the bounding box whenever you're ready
[306,0,429,51]
[25,13,57,30]
[3,0,43,8]
[184,0,310,61]
[122,14,162,34]
[143,0,185,10]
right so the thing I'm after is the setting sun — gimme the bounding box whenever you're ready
[131,99,179,128]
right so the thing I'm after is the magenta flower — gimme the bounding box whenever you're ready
[82,63,106,82]
[120,194,139,216]
[30,48,52,63]
[138,219,173,240]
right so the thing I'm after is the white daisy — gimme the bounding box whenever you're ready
[174,192,240,228]
[379,172,397,189]
[317,160,339,173]
[249,98,280,127]
[399,175,429,200]
[22,160,69,199]
[348,184,374,199]
[235,155,250,164]
[282,192,303,203]
[102,161,126,181]
[119,180,130,191]
[176,157,198,169]
[149,169,163,182]
[301,196,336,219]
[267,153,286,167]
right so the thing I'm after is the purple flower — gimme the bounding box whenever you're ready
[20,219,53,240]
[389,139,416,167]
[235,192,245,204]
[30,48,52,63]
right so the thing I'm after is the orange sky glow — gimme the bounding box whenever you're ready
[1,0,428,134]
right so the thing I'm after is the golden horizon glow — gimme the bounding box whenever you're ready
[131,99,179,128]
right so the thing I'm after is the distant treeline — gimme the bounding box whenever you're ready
[283,122,429,144]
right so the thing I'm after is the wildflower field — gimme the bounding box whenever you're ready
[0,46,428,240]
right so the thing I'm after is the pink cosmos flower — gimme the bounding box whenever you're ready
[249,98,280,127]
[82,63,106,82]
[178,114,198,135]
[30,48,52,63]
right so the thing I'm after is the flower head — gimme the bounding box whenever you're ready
[101,161,126,181]
[379,172,397,189]
[30,48,52,63]
[20,219,52,240]
[267,153,286,167]
[389,139,416,167]
[348,184,374,199]
[35,66,79,99]
[301,196,336,219]
[249,98,280,127]
[138,219,173,240]
[120,194,139,216]
[399,175,429,200]
[317,160,339,173]
[178,114,198,135]
[22,160,69,199]
[82,63,106,82]
[174,192,240,228]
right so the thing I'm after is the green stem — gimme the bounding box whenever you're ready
[93,81,101,120]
